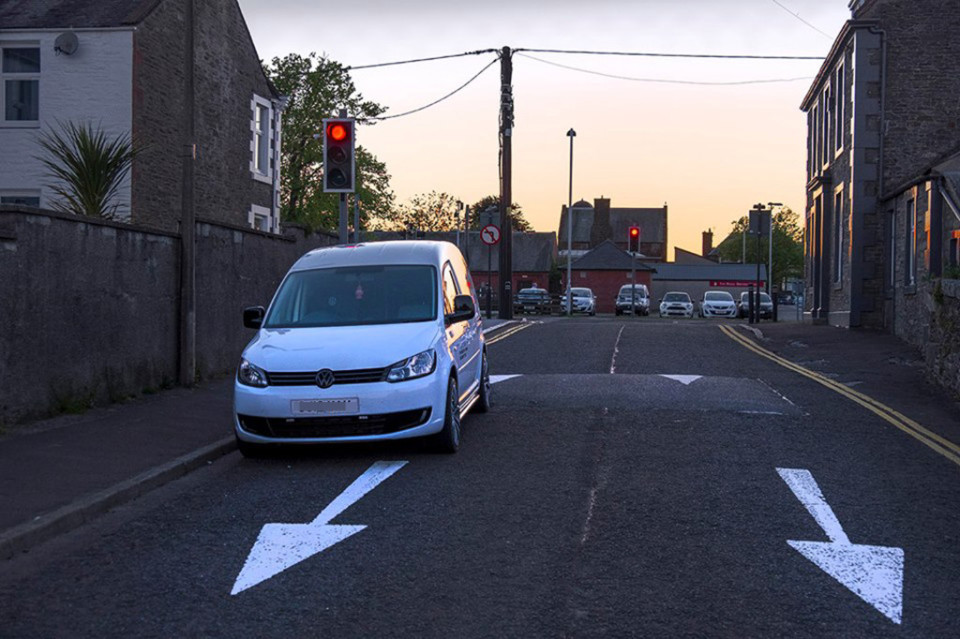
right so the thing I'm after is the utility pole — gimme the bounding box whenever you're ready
[566,128,576,316]
[498,46,514,320]
[178,0,196,386]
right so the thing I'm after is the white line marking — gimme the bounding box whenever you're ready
[659,374,702,386]
[609,325,625,374]
[231,461,407,595]
[777,468,904,624]
[490,374,520,385]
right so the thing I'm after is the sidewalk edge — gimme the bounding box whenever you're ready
[0,436,235,560]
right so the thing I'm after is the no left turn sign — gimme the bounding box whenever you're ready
[481,224,501,246]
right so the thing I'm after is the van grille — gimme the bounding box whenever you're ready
[237,408,431,438]
[266,367,387,386]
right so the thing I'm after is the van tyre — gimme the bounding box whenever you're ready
[476,352,491,413]
[435,376,461,453]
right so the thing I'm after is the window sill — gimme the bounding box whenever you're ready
[903,284,917,296]
[251,171,272,185]
[833,281,843,291]
[0,121,40,129]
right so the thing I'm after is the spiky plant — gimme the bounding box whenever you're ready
[37,121,138,220]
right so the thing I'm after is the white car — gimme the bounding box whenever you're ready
[563,287,597,315]
[659,291,694,318]
[234,241,489,455]
[699,290,738,318]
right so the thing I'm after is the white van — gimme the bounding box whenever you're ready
[234,241,488,455]
[615,283,650,316]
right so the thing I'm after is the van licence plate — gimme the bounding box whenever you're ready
[291,398,359,415]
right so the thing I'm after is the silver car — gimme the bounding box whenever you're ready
[698,290,737,318]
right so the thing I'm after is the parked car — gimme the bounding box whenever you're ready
[514,287,552,314]
[561,287,596,315]
[658,291,694,318]
[699,290,737,318]
[615,284,650,316]
[738,291,774,319]
[234,241,488,456]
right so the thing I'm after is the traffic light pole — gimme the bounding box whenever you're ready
[498,46,514,320]
[337,108,348,244]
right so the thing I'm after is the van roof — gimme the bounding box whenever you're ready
[290,240,458,272]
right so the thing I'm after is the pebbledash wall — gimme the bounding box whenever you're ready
[0,205,336,424]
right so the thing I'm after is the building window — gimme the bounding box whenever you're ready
[834,64,844,153]
[906,198,916,286]
[1,46,40,123]
[887,209,896,291]
[250,95,272,183]
[249,203,272,233]
[834,191,843,283]
[812,104,820,177]
[821,87,830,167]
[0,190,40,206]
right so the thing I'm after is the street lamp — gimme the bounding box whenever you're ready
[455,199,463,249]
[566,128,576,316]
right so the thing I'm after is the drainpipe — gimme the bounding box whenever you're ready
[271,95,289,233]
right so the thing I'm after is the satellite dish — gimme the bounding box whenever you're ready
[54,32,79,56]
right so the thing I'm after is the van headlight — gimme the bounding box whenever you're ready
[237,358,269,387]
[386,349,436,382]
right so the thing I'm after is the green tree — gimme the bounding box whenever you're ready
[37,121,138,220]
[265,52,394,230]
[467,195,532,231]
[715,206,804,287]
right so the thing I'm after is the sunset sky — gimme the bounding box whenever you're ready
[237,0,851,258]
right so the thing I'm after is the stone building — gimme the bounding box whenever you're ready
[0,0,283,233]
[800,0,960,329]
[558,197,668,263]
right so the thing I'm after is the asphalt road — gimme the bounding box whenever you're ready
[1,318,958,637]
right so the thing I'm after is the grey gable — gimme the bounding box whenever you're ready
[0,0,162,28]
[570,240,656,271]
[610,208,666,243]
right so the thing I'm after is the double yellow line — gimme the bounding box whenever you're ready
[719,324,960,468]
[485,321,533,345]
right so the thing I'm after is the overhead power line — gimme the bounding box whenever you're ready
[516,53,814,86]
[347,49,498,71]
[769,0,833,39]
[515,47,824,61]
[359,58,498,122]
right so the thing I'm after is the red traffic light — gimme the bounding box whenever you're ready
[629,227,639,237]
[328,123,348,141]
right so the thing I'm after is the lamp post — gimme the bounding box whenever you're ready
[766,202,782,295]
[455,199,463,249]
[566,128,576,316]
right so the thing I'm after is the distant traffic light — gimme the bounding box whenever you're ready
[628,226,640,253]
[323,118,355,193]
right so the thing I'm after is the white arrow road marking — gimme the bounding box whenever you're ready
[490,374,521,385]
[777,468,904,624]
[231,460,407,595]
[659,374,702,386]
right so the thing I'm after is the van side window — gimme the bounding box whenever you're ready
[452,253,477,307]
[442,263,460,314]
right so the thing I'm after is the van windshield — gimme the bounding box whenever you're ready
[264,265,437,328]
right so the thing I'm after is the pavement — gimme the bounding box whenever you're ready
[1,315,957,562]
[0,318,519,559]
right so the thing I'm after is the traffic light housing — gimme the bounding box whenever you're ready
[628,226,640,253]
[322,118,355,193]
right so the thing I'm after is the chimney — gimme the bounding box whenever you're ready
[702,230,713,257]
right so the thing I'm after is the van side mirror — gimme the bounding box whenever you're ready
[445,294,475,325]
[243,306,265,329]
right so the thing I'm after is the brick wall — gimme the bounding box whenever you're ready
[860,0,960,191]
[131,0,275,232]
[0,206,336,425]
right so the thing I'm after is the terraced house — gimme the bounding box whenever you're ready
[801,0,960,337]
[0,0,283,232]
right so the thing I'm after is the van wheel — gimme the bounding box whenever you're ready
[435,376,461,453]
[476,352,491,413]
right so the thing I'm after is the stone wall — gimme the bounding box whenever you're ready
[928,279,960,396]
[0,206,335,425]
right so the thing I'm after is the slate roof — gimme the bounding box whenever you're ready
[570,240,657,271]
[558,203,667,245]
[652,263,767,281]
[0,0,161,28]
